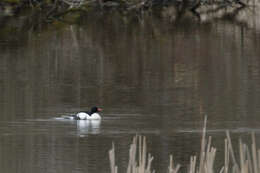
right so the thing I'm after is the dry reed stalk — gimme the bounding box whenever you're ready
[196,116,217,173]
[204,137,216,173]
[219,166,225,173]
[240,139,246,173]
[252,133,258,173]
[138,135,147,173]
[257,149,260,170]
[189,156,197,173]
[226,131,240,173]
[224,138,230,173]
[246,145,253,173]
[127,136,137,173]
[109,142,118,173]
[109,116,260,173]
[124,135,154,173]
[169,155,181,173]
[198,116,207,173]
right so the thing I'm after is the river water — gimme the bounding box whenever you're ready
[1,7,260,173]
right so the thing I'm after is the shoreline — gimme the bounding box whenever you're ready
[0,0,247,20]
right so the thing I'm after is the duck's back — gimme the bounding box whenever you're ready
[76,112,88,120]
[87,113,101,120]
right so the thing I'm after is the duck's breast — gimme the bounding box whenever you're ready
[87,113,101,120]
[76,112,88,120]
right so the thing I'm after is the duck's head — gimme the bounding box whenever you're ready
[91,106,102,113]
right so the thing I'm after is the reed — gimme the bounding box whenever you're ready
[109,117,260,173]
[109,142,118,173]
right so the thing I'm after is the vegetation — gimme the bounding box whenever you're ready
[0,0,247,22]
[109,117,260,173]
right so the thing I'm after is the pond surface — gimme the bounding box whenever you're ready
[1,8,260,173]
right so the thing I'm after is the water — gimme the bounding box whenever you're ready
[1,8,260,173]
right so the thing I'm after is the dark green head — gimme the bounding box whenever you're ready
[90,106,102,114]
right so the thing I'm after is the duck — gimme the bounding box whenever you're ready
[63,106,102,120]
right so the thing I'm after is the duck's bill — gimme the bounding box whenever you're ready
[98,108,103,112]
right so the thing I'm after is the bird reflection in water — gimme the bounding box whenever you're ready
[76,120,101,137]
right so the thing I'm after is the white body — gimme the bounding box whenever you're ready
[88,113,101,120]
[76,112,88,120]
[76,112,101,120]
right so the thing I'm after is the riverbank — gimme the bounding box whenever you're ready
[1,0,259,47]
[0,0,248,22]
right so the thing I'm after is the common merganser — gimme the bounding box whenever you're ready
[64,107,102,120]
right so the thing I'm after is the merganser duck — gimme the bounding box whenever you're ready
[63,106,102,120]
[76,106,102,120]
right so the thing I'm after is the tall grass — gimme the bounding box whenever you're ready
[109,117,260,173]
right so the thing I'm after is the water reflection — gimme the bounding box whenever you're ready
[76,120,101,136]
[1,9,260,173]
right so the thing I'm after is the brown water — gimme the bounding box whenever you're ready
[1,8,260,173]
